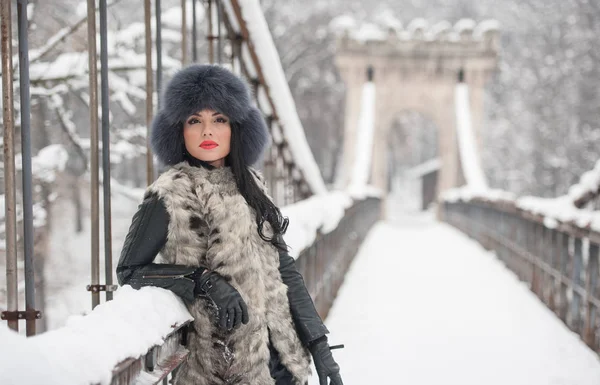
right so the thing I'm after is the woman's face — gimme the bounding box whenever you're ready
[183,109,232,168]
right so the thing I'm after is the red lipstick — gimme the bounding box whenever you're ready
[199,140,218,150]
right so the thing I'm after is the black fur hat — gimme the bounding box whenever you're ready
[151,64,269,166]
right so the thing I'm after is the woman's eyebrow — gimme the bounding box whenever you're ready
[189,112,224,117]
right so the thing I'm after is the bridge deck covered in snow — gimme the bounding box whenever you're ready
[310,208,600,385]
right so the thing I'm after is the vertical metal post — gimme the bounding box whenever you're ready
[192,0,197,62]
[155,0,162,110]
[571,237,584,332]
[181,0,187,66]
[99,0,113,301]
[232,34,241,75]
[145,0,154,184]
[584,243,599,348]
[1,0,19,332]
[207,0,214,63]
[216,0,223,64]
[558,232,569,320]
[87,0,101,309]
[17,0,36,336]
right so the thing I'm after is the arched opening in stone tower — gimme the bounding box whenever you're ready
[387,111,439,213]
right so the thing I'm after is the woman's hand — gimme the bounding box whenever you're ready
[196,271,249,330]
[309,337,344,385]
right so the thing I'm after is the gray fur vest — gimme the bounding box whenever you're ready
[148,162,311,385]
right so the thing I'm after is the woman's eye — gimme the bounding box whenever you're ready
[188,118,200,125]
[216,117,228,124]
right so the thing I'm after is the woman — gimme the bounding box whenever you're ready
[116,64,343,385]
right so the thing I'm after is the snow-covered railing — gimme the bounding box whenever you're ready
[290,194,381,318]
[0,286,192,385]
[440,171,600,354]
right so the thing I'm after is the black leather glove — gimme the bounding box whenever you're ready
[309,337,344,385]
[195,270,249,331]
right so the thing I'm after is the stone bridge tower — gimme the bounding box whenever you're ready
[335,18,500,195]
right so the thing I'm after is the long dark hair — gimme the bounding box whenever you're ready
[227,123,289,252]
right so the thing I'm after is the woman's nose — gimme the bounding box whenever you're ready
[202,125,213,136]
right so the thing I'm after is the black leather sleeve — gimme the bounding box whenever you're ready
[278,238,330,345]
[116,192,197,303]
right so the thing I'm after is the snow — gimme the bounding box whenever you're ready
[309,212,600,385]
[282,192,354,259]
[442,146,600,231]
[430,21,452,38]
[0,323,65,384]
[407,18,428,38]
[329,15,357,35]
[441,185,600,232]
[455,18,477,33]
[517,195,600,230]
[348,82,376,194]
[29,26,71,63]
[374,12,402,32]
[441,187,516,204]
[29,52,88,81]
[455,83,488,190]
[109,71,147,100]
[32,144,69,183]
[30,42,181,83]
[334,17,498,44]
[221,0,240,32]
[352,23,387,43]
[27,3,34,21]
[224,0,327,195]
[0,286,192,385]
[474,19,501,39]
[568,159,600,204]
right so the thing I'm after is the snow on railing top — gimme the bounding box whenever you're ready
[569,159,600,208]
[441,184,600,233]
[222,0,327,195]
[282,188,382,259]
[442,157,600,232]
[331,15,500,45]
[0,286,192,385]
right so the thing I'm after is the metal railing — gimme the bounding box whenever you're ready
[442,198,600,353]
[110,321,191,385]
[297,197,381,318]
[1,0,39,336]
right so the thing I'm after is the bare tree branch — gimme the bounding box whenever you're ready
[30,0,126,64]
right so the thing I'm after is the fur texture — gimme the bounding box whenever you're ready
[148,162,311,385]
[151,64,269,166]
